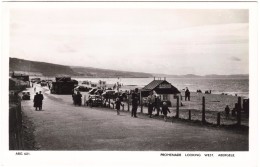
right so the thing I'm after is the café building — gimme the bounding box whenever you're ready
[141,78,180,107]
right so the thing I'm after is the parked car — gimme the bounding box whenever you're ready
[74,85,91,92]
[94,89,104,95]
[22,91,30,100]
[89,88,97,95]
[86,95,103,107]
[82,81,91,85]
[41,81,47,87]
[102,90,115,98]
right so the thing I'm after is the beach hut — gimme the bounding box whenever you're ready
[141,78,180,107]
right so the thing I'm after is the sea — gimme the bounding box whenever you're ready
[42,77,249,98]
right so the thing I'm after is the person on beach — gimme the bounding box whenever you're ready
[147,91,155,118]
[225,105,230,118]
[34,87,36,93]
[131,88,139,118]
[38,91,44,110]
[115,97,123,115]
[162,102,171,122]
[33,92,40,111]
[185,87,190,101]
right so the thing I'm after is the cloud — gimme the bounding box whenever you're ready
[230,56,241,61]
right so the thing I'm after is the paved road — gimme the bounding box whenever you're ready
[21,86,248,151]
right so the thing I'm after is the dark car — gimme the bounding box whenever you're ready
[75,86,91,92]
[41,81,47,87]
[102,90,115,99]
[89,88,97,95]
[22,91,30,100]
[94,89,104,95]
[86,95,103,107]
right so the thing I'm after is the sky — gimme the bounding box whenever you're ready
[9,8,249,75]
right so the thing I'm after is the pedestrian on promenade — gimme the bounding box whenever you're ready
[34,87,36,93]
[147,91,155,118]
[72,92,76,105]
[33,92,40,111]
[76,91,82,106]
[131,88,139,118]
[115,97,123,115]
[38,91,44,110]
[162,102,171,122]
[154,95,161,116]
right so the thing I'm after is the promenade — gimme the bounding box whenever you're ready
[21,86,248,151]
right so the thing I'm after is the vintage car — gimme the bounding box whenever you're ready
[86,95,103,107]
[22,91,30,100]
[74,85,91,92]
[89,88,98,95]
[41,81,48,87]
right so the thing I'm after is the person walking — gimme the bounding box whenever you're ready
[38,91,44,110]
[33,92,40,111]
[115,97,123,115]
[131,88,139,118]
[162,102,171,122]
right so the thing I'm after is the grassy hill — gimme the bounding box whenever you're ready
[9,58,153,78]
[10,58,76,76]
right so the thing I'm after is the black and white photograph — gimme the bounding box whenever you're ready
[0,1,258,167]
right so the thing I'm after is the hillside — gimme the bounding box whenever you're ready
[71,66,152,78]
[10,58,77,76]
[9,58,152,78]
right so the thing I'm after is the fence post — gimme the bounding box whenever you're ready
[109,98,111,108]
[188,110,191,120]
[127,95,130,111]
[140,91,143,113]
[202,96,206,123]
[217,112,221,126]
[176,96,179,118]
[237,97,241,125]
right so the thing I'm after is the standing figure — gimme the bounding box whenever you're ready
[147,92,155,118]
[72,92,76,105]
[131,88,139,118]
[115,98,123,115]
[34,87,36,93]
[162,102,171,122]
[33,92,40,111]
[38,91,44,110]
[225,105,230,118]
[76,91,82,106]
[154,95,161,116]
[185,87,190,101]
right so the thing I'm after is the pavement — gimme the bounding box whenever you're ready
[21,85,248,151]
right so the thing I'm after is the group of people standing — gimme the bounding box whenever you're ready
[72,91,82,106]
[146,91,170,121]
[33,91,44,111]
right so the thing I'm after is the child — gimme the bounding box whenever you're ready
[115,98,123,115]
[162,102,170,122]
